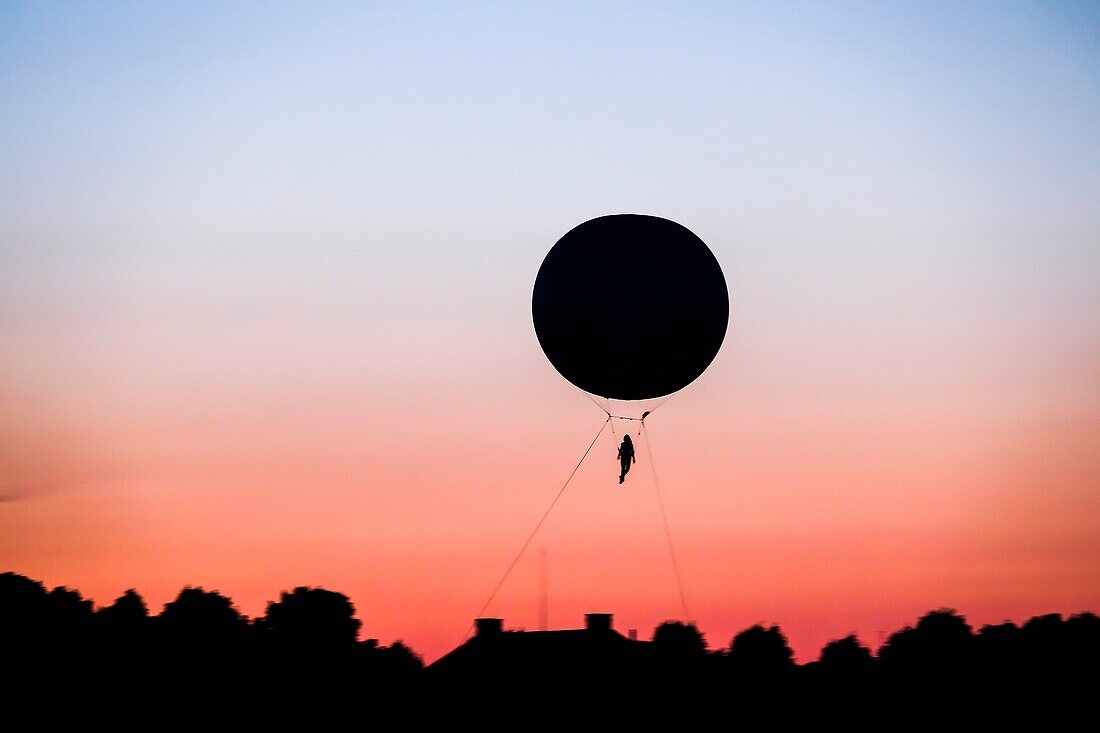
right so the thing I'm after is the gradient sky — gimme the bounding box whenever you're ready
[2,1,1098,662]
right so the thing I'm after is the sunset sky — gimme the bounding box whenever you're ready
[2,2,1098,662]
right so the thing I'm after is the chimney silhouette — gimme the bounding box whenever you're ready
[585,613,612,633]
[475,618,503,638]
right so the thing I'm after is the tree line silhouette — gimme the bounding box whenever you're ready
[2,570,1095,717]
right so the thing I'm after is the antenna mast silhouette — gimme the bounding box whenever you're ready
[538,549,548,631]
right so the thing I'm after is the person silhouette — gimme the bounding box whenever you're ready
[617,434,636,484]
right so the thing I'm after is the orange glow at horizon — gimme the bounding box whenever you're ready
[3,347,1097,662]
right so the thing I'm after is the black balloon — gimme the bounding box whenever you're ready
[532,214,729,401]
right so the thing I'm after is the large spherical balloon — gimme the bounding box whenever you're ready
[532,214,728,401]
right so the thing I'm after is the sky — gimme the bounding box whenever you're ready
[2,1,1098,662]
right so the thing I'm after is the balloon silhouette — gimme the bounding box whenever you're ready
[532,214,728,401]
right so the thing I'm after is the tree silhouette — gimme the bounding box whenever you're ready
[975,620,1020,677]
[363,639,424,677]
[0,571,48,642]
[653,620,707,658]
[44,586,93,648]
[45,586,93,625]
[93,588,151,683]
[728,624,795,675]
[877,608,974,693]
[156,585,249,663]
[651,620,709,688]
[96,589,148,627]
[262,586,361,652]
[1017,612,1099,685]
[817,634,873,676]
[160,586,244,629]
[1065,612,1100,655]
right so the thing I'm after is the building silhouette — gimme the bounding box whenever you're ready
[430,612,648,685]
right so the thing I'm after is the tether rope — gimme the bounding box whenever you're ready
[645,393,675,417]
[463,415,612,641]
[640,421,691,622]
[589,392,676,425]
[584,392,612,416]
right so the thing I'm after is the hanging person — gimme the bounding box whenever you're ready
[617,434,636,484]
